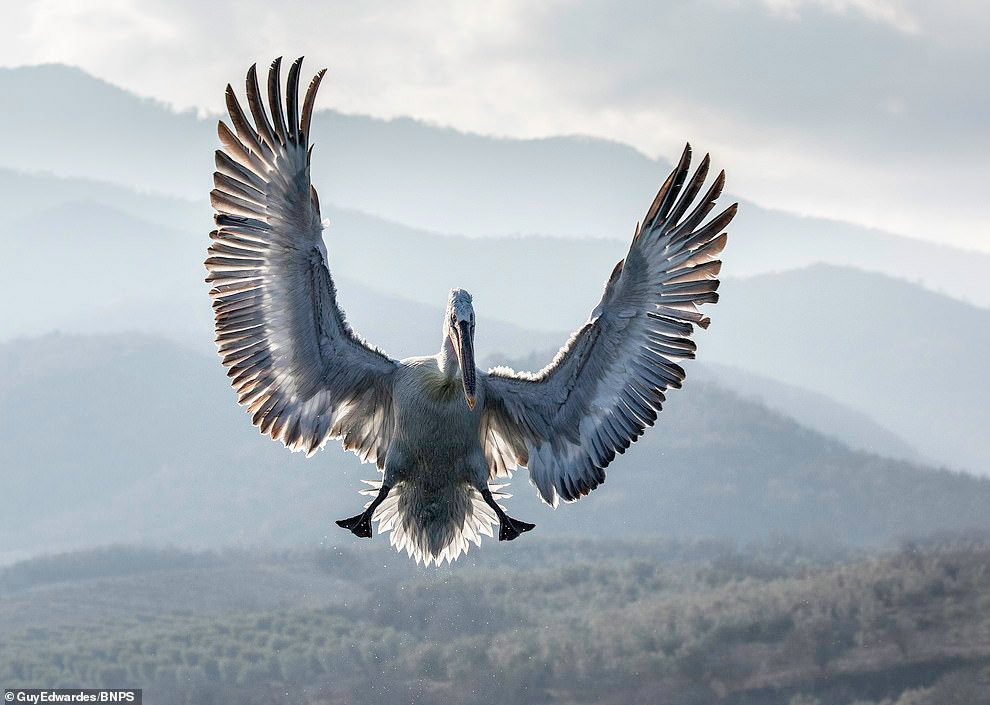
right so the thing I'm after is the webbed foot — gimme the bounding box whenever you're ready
[336,513,373,538]
[498,515,535,542]
[336,483,393,539]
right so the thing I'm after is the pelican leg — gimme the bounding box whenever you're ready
[479,485,535,542]
[336,484,392,539]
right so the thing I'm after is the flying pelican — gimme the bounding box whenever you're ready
[206,58,736,565]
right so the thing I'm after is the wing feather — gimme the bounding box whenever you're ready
[206,57,397,462]
[267,57,289,145]
[286,58,302,145]
[245,64,278,155]
[301,70,327,141]
[482,144,735,505]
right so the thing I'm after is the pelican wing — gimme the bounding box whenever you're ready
[481,145,735,505]
[206,58,397,462]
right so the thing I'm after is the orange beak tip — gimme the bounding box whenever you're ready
[466,396,477,410]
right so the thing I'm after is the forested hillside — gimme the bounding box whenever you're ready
[3,540,990,705]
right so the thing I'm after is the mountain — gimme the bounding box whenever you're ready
[3,167,986,473]
[490,348,921,465]
[0,168,619,337]
[4,332,990,564]
[703,264,990,474]
[2,64,988,307]
[0,166,204,229]
[0,198,557,359]
[2,201,202,340]
[0,65,214,199]
[694,362,922,464]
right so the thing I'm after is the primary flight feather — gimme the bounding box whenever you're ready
[205,57,737,565]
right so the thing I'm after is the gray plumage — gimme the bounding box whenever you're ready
[205,58,736,565]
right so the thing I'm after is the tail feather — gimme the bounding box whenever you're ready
[360,479,508,565]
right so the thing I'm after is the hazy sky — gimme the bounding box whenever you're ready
[3,0,988,251]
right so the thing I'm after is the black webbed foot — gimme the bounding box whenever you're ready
[336,484,392,539]
[498,515,536,542]
[336,513,373,538]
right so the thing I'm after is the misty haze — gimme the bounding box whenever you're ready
[2,3,990,704]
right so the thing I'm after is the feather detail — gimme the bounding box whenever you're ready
[206,58,397,465]
[482,144,735,506]
[360,478,507,566]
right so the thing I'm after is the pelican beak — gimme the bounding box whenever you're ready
[455,320,477,410]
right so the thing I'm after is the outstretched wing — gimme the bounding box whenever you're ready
[206,58,397,463]
[481,144,734,506]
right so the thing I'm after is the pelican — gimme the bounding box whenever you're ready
[206,58,736,565]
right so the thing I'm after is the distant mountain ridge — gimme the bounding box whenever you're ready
[695,362,922,463]
[0,196,559,359]
[488,348,922,465]
[705,265,990,474]
[3,332,990,564]
[3,171,987,473]
[1,63,988,308]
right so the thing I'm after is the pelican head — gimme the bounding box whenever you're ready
[443,288,477,409]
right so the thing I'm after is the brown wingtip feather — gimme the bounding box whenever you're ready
[300,68,328,142]
[714,170,726,194]
[644,143,693,228]
[310,184,321,214]
[268,57,288,143]
[245,63,277,151]
[644,172,674,226]
[609,258,625,283]
[286,57,303,144]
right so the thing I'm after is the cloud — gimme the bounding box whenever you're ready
[0,0,987,250]
[758,0,921,34]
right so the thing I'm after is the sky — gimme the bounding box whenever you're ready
[2,0,988,251]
